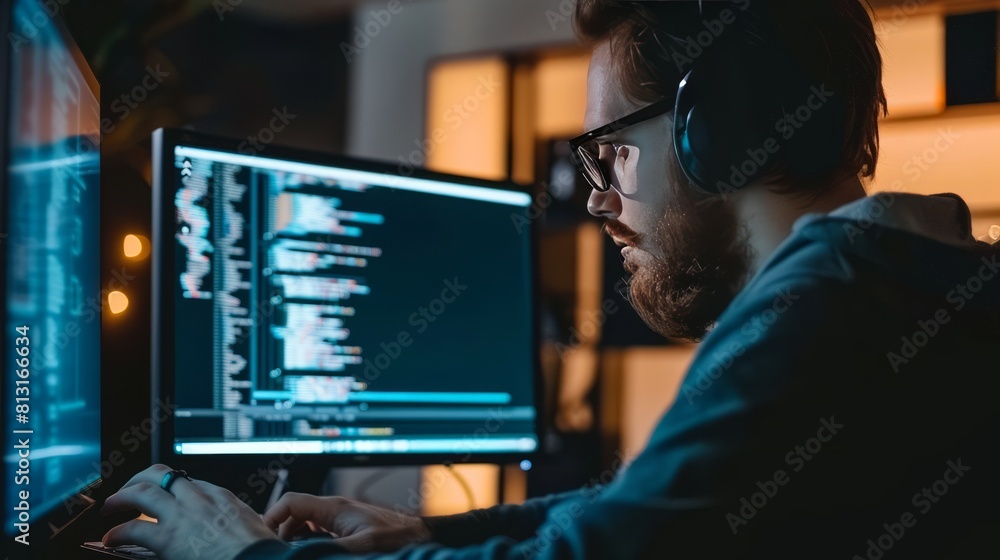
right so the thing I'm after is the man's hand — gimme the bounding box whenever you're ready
[263,493,432,553]
[102,464,281,560]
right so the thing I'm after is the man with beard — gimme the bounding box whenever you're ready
[101,1,999,559]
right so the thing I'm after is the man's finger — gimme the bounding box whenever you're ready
[276,516,307,541]
[117,464,199,502]
[117,464,173,493]
[103,518,160,549]
[102,482,176,519]
[263,493,338,531]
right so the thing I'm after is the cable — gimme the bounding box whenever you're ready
[444,462,476,511]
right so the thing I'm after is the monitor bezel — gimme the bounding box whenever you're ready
[0,0,103,543]
[151,127,543,474]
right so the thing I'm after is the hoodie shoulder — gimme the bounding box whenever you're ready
[732,193,1000,317]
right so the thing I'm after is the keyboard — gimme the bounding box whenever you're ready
[83,539,318,558]
[82,542,157,558]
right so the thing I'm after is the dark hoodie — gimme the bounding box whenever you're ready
[239,192,1000,560]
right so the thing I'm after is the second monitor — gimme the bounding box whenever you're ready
[151,129,539,470]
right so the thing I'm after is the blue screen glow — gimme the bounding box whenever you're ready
[3,0,101,536]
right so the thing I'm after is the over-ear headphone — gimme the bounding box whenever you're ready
[670,2,845,195]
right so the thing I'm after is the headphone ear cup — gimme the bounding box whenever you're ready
[674,67,752,195]
[673,54,823,196]
[674,105,712,193]
[673,72,714,194]
[669,2,839,196]
[685,106,713,160]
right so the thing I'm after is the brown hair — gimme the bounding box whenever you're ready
[575,0,888,195]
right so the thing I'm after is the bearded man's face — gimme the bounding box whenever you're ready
[584,42,752,341]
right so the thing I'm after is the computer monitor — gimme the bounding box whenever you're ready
[151,128,539,477]
[0,0,101,546]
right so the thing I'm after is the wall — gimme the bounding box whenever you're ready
[345,0,578,161]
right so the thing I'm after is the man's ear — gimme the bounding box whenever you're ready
[614,146,641,195]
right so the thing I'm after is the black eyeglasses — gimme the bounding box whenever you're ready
[568,96,675,193]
